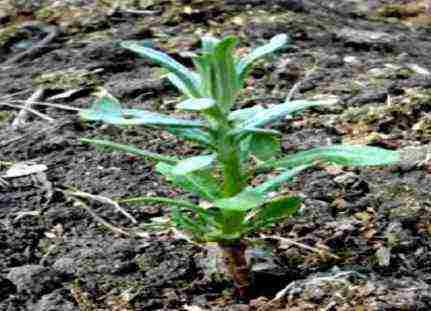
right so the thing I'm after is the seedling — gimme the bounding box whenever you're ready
[80,34,399,298]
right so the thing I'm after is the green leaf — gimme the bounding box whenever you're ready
[192,53,214,98]
[247,196,302,229]
[236,34,289,85]
[80,96,207,129]
[214,189,265,211]
[156,162,222,201]
[171,207,206,235]
[121,41,201,98]
[165,128,214,148]
[249,133,280,161]
[176,98,216,111]
[79,95,122,122]
[236,99,329,131]
[80,138,178,164]
[201,36,220,53]
[118,196,199,209]
[261,145,400,169]
[212,36,241,111]
[254,165,311,194]
[172,154,216,175]
[166,73,197,98]
[228,105,265,123]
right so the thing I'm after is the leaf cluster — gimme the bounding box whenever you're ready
[80,34,399,244]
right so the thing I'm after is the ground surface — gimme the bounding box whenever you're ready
[1,0,431,310]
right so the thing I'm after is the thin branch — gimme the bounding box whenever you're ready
[11,88,47,129]
[5,100,82,111]
[1,101,55,124]
[260,234,340,259]
[66,190,138,224]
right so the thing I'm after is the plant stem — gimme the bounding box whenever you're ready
[218,241,251,300]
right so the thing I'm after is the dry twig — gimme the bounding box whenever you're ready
[11,88,47,129]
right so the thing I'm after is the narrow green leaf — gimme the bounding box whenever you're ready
[156,162,222,201]
[236,99,330,131]
[165,128,214,148]
[228,105,265,123]
[254,165,311,194]
[80,96,207,129]
[247,196,302,229]
[121,41,201,98]
[118,196,198,209]
[201,36,220,53]
[171,207,206,235]
[261,145,400,169]
[172,154,216,175]
[236,34,289,85]
[79,96,122,122]
[249,133,281,161]
[214,189,265,211]
[80,138,178,164]
[192,53,213,98]
[166,73,198,98]
[176,98,216,111]
[212,36,240,111]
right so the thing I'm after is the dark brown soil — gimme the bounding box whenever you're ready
[1,1,431,310]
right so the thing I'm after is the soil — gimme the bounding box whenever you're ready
[1,0,431,310]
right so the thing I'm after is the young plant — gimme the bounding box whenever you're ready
[80,34,399,298]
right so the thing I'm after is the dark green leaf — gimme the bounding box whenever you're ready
[156,162,222,201]
[247,196,302,229]
[80,138,178,164]
[121,41,201,97]
[249,133,280,161]
[261,145,400,169]
[212,36,241,111]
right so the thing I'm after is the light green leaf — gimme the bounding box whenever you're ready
[176,98,216,111]
[236,99,329,131]
[228,105,265,123]
[236,34,289,85]
[214,189,265,211]
[156,162,222,201]
[201,36,220,53]
[80,138,178,164]
[172,154,216,175]
[166,73,198,98]
[79,96,122,122]
[80,96,207,129]
[249,133,281,161]
[121,41,201,98]
[254,165,311,194]
[261,145,400,169]
[247,196,302,229]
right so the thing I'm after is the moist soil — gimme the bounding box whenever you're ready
[1,1,431,310]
